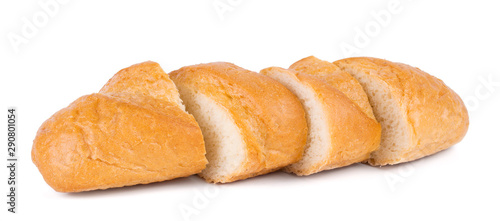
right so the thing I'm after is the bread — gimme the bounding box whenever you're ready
[169,62,308,183]
[31,62,207,192]
[32,57,470,191]
[100,61,185,108]
[334,57,469,166]
[289,56,376,120]
[260,67,381,176]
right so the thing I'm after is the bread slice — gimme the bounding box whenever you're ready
[32,62,207,192]
[289,56,376,120]
[260,67,381,176]
[334,57,469,166]
[169,62,308,183]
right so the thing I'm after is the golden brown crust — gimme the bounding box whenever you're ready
[32,62,207,192]
[289,56,376,120]
[334,57,469,166]
[169,62,308,183]
[260,67,381,176]
[100,61,184,108]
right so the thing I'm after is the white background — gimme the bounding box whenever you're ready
[1,0,499,220]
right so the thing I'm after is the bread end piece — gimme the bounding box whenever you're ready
[32,94,206,192]
[334,57,469,166]
[32,61,207,192]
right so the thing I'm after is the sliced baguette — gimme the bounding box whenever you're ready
[169,62,308,183]
[260,67,381,176]
[334,57,469,166]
